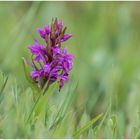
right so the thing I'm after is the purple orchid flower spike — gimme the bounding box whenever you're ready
[61,34,72,42]
[37,25,51,39]
[26,18,74,92]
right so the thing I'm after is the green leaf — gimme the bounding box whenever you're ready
[73,113,103,138]
[26,82,57,123]
[35,82,57,115]
[22,57,40,100]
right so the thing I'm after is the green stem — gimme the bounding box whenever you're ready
[26,81,49,123]
[26,92,42,123]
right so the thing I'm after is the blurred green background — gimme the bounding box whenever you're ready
[1,1,140,138]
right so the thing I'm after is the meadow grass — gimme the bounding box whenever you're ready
[0,1,140,138]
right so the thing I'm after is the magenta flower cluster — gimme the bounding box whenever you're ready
[27,19,74,90]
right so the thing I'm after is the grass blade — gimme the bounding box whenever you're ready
[49,81,78,130]
[0,75,8,94]
[73,113,103,138]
